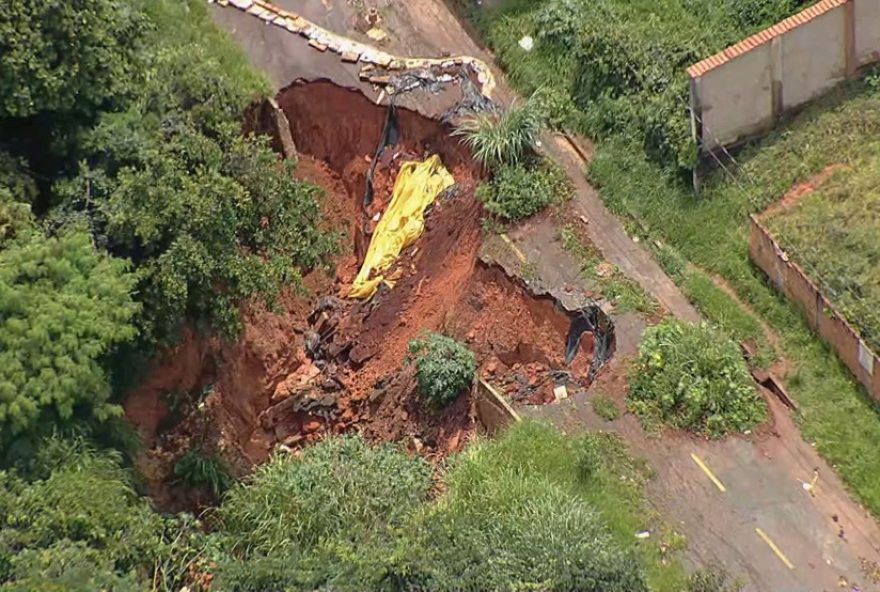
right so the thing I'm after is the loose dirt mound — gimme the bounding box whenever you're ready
[124,81,598,509]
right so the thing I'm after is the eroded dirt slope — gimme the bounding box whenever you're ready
[124,81,596,509]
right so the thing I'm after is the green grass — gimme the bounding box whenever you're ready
[142,0,269,99]
[592,392,622,421]
[452,422,687,591]
[560,224,657,315]
[679,268,776,367]
[764,157,880,353]
[587,83,880,514]
[468,0,808,169]
[467,0,880,517]
[215,423,686,591]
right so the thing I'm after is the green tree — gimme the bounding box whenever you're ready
[0,0,144,119]
[54,44,335,343]
[407,333,476,407]
[0,439,158,585]
[0,188,32,247]
[0,224,138,441]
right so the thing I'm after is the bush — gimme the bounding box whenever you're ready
[0,438,172,589]
[399,423,649,591]
[211,424,679,591]
[212,435,432,590]
[173,448,234,498]
[591,393,621,421]
[216,435,432,554]
[628,319,766,437]
[477,159,571,221]
[453,99,544,167]
[687,564,742,592]
[407,333,477,407]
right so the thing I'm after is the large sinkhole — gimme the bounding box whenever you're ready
[270,80,613,405]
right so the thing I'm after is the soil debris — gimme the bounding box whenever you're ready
[123,81,605,510]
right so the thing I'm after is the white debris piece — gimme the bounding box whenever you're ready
[518,35,534,51]
[553,384,569,401]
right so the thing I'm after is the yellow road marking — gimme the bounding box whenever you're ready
[500,233,527,263]
[756,527,795,570]
[690,453,727,492]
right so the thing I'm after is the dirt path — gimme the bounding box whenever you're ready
[545,134,700,322]
[208,1,880,589]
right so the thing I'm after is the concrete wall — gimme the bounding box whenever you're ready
[689,0,880,152]
[780,7,847,109]
[855,0,880,65]
[748,216,880,401]
[474,378,520,434]
[692,44,774,147]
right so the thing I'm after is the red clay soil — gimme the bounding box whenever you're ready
[759,163,845,219]
[124,81,594,509]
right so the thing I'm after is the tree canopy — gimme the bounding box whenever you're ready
[1,0,336,354]
[0,220,137,442]
[0,0,144,120]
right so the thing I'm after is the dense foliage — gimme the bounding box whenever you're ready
[210,424,663,591]
[628,319,766,437]
[0,438,201,591]
[475,0,809,170]
[0,223,138,443]
[476,159,571,221]
[403,424,649,592]
[1,0,335,346]
[0,0,335,445]
[0,0,143,120]
[0,426,680,590]
[48,6,335,343]
[407,333,477,407]
[213,435,433,591]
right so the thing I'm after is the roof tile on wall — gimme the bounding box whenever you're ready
[687,0,847,78]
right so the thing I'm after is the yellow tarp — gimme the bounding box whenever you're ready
[349,155,455,299]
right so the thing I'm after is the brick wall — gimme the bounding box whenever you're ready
[688,0,880,152]
[748,216,880,401]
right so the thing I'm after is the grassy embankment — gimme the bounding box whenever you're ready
[469,0,880,515]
